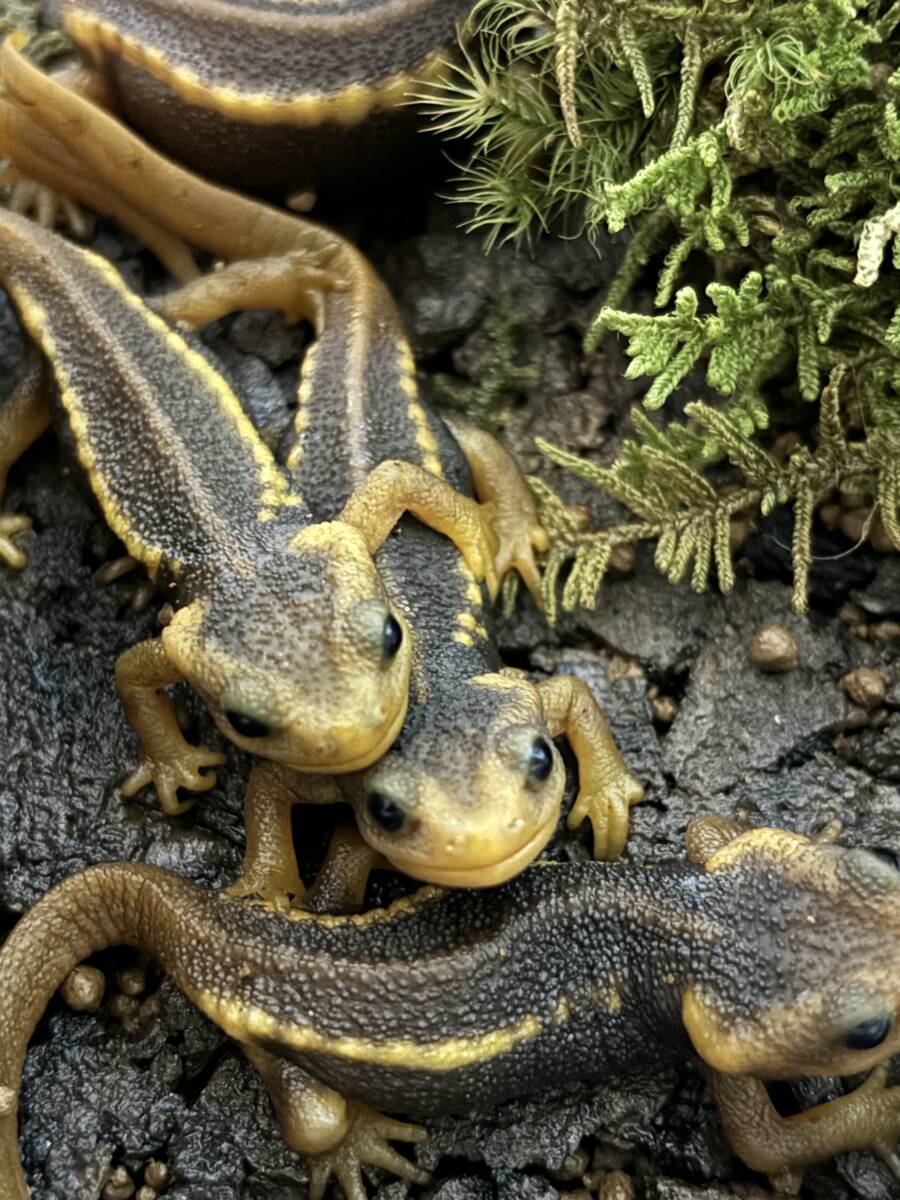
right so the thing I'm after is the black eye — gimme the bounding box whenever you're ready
[226,711,270,739]
[528,737,554,782]
[869,847,900,872]
[382,615,403,660]
[367,791,407,833]
[845,1014,892,1050]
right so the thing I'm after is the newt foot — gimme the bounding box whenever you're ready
[567,771,645,861]
[307,1103,429,1200]
[0,513,31,569]
[493,510,549,609]
[0,166,91,237]
[120,745,226,815]
[225,869,306,912]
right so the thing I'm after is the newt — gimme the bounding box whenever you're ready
[0,208,502,814]
[1,817,899,1199]
[6,0,473,204]
[0,42,644,887]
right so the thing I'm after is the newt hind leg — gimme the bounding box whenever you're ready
[243,1044,428,1200]
[0,344,52,569]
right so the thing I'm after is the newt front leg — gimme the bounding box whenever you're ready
[711,1065,900,1192]
[444,415,549,608]
[115,631,225,815]
[536,674,644,860]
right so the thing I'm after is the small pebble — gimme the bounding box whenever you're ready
[139,993,163,1024]
[751,625,798,673]
[651,695,679,724]
[103,1167,134,1200]
[60,966,105,1012]
[549,1147,589,1181]
[116,965,147,997]
[136,1188,157,1200]
[839,601,867,626]
[819,502,842,530]
[840,507,871,545]
[870,620,900,642]
[144,1161,171,1191]
[609,544,635,576]
[600,1174,634,1200]
[841,667,886,710]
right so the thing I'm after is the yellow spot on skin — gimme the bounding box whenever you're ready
[457,612,477,631]
[201,991,542,1071]
[64,10,450,127]
[474,624,489,640]
[452,630,474,648]
[466,583,483,607]
[553,995,571,1024]
[286,345,318,473]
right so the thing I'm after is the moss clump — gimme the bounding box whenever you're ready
[424,0,900,614]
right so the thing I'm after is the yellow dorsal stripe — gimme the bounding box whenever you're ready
[8,284,170,575]
[82,249,301,512]
[65,9,450,127]
[202,991,542,1071]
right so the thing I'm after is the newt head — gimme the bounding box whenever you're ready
[352,672,564,886]
[682,826,900,1081]
[161,522,411,773]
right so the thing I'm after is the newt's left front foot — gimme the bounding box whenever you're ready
[306,1103,429,1200]
[567,770,645,861]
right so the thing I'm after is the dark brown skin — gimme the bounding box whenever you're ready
[0,42,644,892]
[1,820,900,1200]
[49,0,473,199]
[0,204,501,814]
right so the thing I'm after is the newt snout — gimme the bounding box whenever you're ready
[353,675,565,887]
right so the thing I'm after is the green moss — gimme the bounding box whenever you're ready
[425,0,900,614]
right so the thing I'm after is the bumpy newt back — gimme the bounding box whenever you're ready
[2,822,900,1198]
[58,0,473,195]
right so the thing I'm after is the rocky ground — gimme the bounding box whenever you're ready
[0,194,899,1200]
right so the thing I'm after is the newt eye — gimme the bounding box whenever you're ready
[367,791,407,832]
[226,711,270,739]
[527,737,554,782]
[868,846,900,872]
[382,614,403,660]
[844,1014,892,1050]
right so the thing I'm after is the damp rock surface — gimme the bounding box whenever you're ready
[0,200,897,1200]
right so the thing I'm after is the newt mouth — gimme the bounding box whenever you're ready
[290,694,409,775]
[385,811,558,889]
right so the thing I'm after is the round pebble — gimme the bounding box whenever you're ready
[751,625,798,673]
[60,965,105,1012]
[841,666,886,710]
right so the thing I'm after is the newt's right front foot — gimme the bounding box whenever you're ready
[120,744,225,815]
[0,513,31,569]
